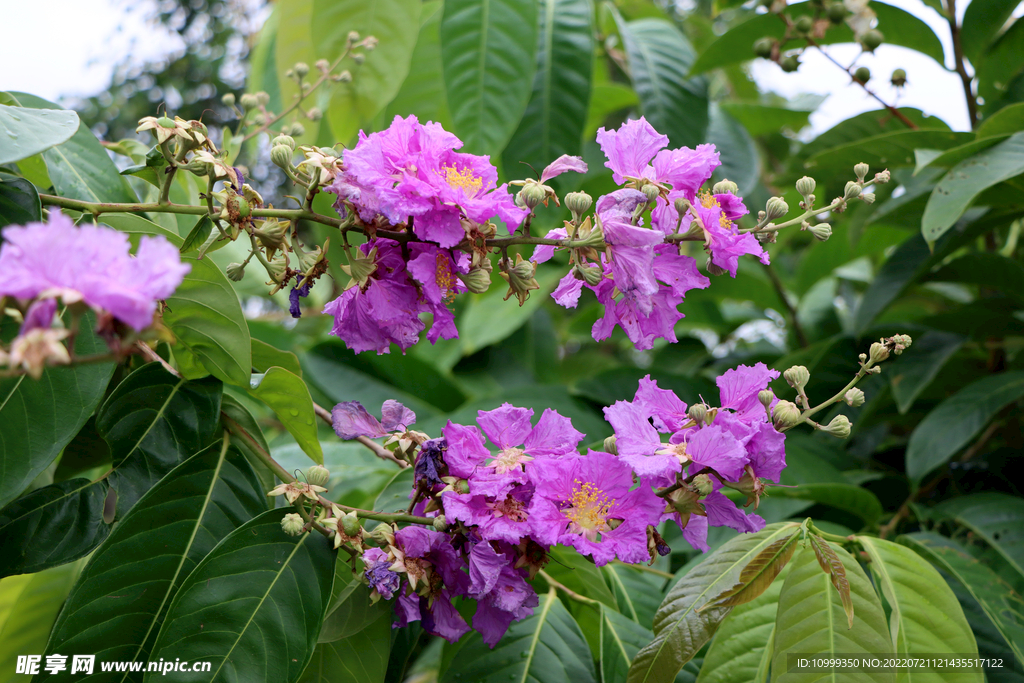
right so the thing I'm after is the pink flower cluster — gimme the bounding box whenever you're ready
[335,364,784,646]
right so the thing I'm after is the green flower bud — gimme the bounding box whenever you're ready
[307,107,323,121]
[270,144,294,169]
[459,266,492,294]
[271,134,296,150]
[869,341,890,364]
[255,91,270,107]
[353,53,365,66]
[519,184,547,210]
[641,183,661,203]
[674,197,692,215]
[765,196,789,221]
[753,36,775,58]
[285,122,306,137]
[294,62,310,77]
[844,388,865,407]
[603,435,618,455]
[305,464,330,488]
[336,70,353,83]
[221,92,236,107]
[706,257,727,276]
[347,30,361,43]
[844,181,862,199]
[784,365,810,391]
[713,179,739,195]
[455,479,470,495]
[692,474,714,497]
[341,511,361,537]
[281,512,305,536]
[577,264,605,287]
[795,15,814,32]
[854,162,870,181]
[688,403,708,424]
[861,29,884,51]
[239,93,259,111]
[758,389,775,409]
[772,400,801,429]
[499,254,540,305]
[809,223,832,241]
[874,169,891,184]
[796,176,816,197]
[433,515,448,532]
[370,522,395,547]
[860,192,876,204]
[854,66,871,83]
[891,68,907,87]
[781,55,801,72]
[226,262,246,282]
[821,414,852,439]
[565,191,593,217]
[828,3,847,23]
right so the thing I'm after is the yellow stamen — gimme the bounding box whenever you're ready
[435,252,457,303]
[442,165,483,194]
[565,479,614,537]
[698,190,733,230]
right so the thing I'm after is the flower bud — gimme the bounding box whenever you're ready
[239,93,259,111]
[577,264,605,287]
[809,223,832,241]
[821,414,852,439]
[347,30,361,43]
[270,144,294,169]
[255,218,289,251]
[854,66,871,83]
[795,176,816,197]
[226,262,246,282]
[753,36,775,58]
[674,197,692,215]
[772,400,801,429]
[221,93,236,107]
[271,134,295,151]
[688,403,707,424]
[285,122,306,137]
[305,464,330,488]
[641,183,661,203]
[874,169,891,184]
[891,68,907,87]
[861,29,884,51]
[336,70,353,83]
[459,266,492,294]
[890,333,913,354]
[860,192,876,204]
[255,91,270,107]
[713,179,739,195]
[784,365,810,391]
[307,107,323,121]
[294,62,310,77]
[315,58,330,72]
[361,35,379,51]
[844,181,862,200]
[433,515,448,532]
[758,389,775,410]
[765,196,789,221]
[828,3,847,22]
[692,474,714,497]
[869,341,889,363]
[603,435,618,455]
[341,511,361,537]
[854,162,870,182]
[844,388,865,407]
[499,254,540,305]
[519,184,547,210]
[281,513,305,536]
[370,522,395,547]
[353,53,365,65]
[795,15,814,32]
[565,191,593,217]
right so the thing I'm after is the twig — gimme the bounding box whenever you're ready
[763,262,809,348]
[945,0,979,129]
[611,560,675,579]
[538,570,600,605]
[311,400,409,468]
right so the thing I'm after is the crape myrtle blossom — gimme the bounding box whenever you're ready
[0,211,190,331]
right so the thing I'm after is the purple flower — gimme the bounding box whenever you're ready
[0,211,190,331]
[390,526,471,642]
[599,189,662,309]
[443,483,534,544]
[20,299,58,334]
[527,451,663,565]
[684,424,748,481]
[415,437,448,489]
[540,155,588,183]
[363,548,401,600]
[692,193,767,277]
[595,117,671,184]
[288,277,312,319]
[406,243,469,343]
[717,362,779,421]
[467,542,538,647]
[603,399,681,484]
[332,399,416,440]
[672,491,766,552]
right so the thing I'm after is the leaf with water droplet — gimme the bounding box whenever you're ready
[249,366,324,464]
[0,103,79,165]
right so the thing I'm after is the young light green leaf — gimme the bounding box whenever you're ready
[809,534,853,629]
[143,510,336,683]
[858,535,982,683]
[906,372,1024,484]
[252,338,303,377]
[250,366,323,465]
[702,534,799,610]
[440,0,539,156]
[0,103,79,165]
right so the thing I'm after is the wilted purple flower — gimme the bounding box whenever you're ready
[467,542,538,647]
[414,437,448,489]
[288,277,312,318]
[0,212,190,331]
[332,399,416,440]
[527,450,663,565]
[363,548,401,600]
[390,526,470,642]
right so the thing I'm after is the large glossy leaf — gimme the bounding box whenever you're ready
[0,560,83,680]
[457,267,561,356]
[628,523,800,683]
[857,536,981,683]
[922,132,1024,246]
[250,366,323,464]
[38,440,267,682]
[926,252,1024,304]
[251,338,303,377]
[617,16,708,149]
[385,2,450,126]
[272,0,319,148]
[803,129,973,178]
[602,606,697,683]
[762,483,883,527]
[961,0,1022,64]
[440,0,539,155]
[0,315,114,510]
[707,103,760,196]
[504,0,594,174]
[144,510,336,683]
[604,564,666,628]
[928,493,1024,581]
[888,331,966,414]
[694,564,791,683]
[906,372,1024,484]
[6,93,136,203]
[899,532,1024,662]
[318,564,392,643]
[300,615,391,683]
[314,0,422,144]
[0,103,79,165]
[770,544,893,683]
[440,588,597,683]
[0,175,41,227]
[545,546,618,609]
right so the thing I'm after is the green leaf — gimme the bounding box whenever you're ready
[250,366,323,465]
[929,493,1024,582]
[926,252,1024,303]
[0,175,41,227]
[370,468,415,517]
[440,0,539,155]
[977,18,1024,117]
[585,81,640,138]
[314,0,422,144]
[961,0,1022,64]
[602,606,666,683]
[144,510,336,683]
[5,92,136,203]
[627,523,800,683]
[38,440,267,683]
[318,563,392,643]
[0,103,79,165]
[694,563,791,683]
[384,1,450,126]
[0,560,84,678]
[888,331,967,414]
[504,0,595,173]
[546,546,618,609]
[719,102,812,137]
[221,394,277,494]
[604,564,666,628]
[179,215,224,255]
[858,535,982,683]
[703,534,799,610]
[252,338,303,377]
[906,371,1024,484]
[898,532,1024,663]
[769,544,893,682]
[440,588,598,683]
[0,314,114,510]
[803,129,974,178]
[457,267,561,356]
[707,103,760,197]
[300,615,392,683]
[922,132,1024,245]
[763,483,883,527]
[617,16,709,149]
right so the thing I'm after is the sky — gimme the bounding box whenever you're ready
[0,0,1010,135]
